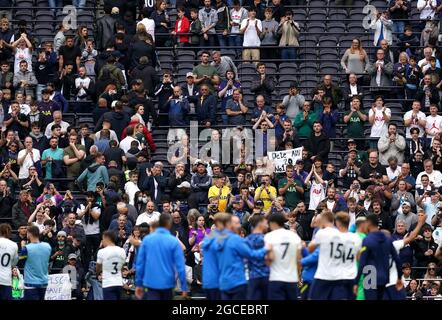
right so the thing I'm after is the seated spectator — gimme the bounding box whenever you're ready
[250,62,275,104]
[192,51,219,93]
[304,121,330,163]
[135,200,161,226]
[168,162,192,202]
[419,46,440,74]
[44,111,69,139]
[378,123,406,166]
[312,75,342,109]
[404,100,427,139]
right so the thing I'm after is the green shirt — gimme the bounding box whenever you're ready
[63,144,86,177]
[346,110,367,138]
[278,177,303,209]
[293,111,316,138]
[192,64,218,91]
[356,231,367,300]
[41,148,64,179]
[12,277,23,299]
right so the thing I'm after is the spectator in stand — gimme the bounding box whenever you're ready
[229,0,248,56]
[425,103,442,143]
[378,123,406,166]
[225,89,248,126]
[278,164,304,210]
[281,82,304,120]
[260,8,279,61]
[171,7,190,47]
[137,7,155,41]
[417,0,437,32]
[63,133,86,189]
[13,60,37,98]
[359,150,388,188]
[416,74,439,112]
[0,61,13,91]
[368,49,394,97]
[34,45,57,102]
[416,158,442,188]
[251,63,275,105]
[404,100,427,139]
[317,97,338,140]
[192,51,219,93]
[195,84,217,128]
[94,101,130,139]
[312,75,342,109]
[240,7,262,64]
[368,96,391,148]
[189,8,202,49]
[199,0,218,47]
[95,6,117,52]
[73,67,95,110]
[151,0,170,48]
[341,39,370,83]
[214,0,230,48]
[304,121,330,163]
[389,0,410,35]
[168,162,192,203]
[294,101,316,139]
[211,51,238,82]
[277,9,300,60]
[130,56,160,97]
[76,152,109,192]
[371,10,393,47]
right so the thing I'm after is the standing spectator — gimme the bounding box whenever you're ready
[171,7,190,47]
[294,101,316,138]
[304,121,331,163]
[343,96,368,141]
[371,10,393,47]
[278,164,304,210]
[425,103,442,142]
[229,0,248,56]
[211,51,237,82]
[94,102,130,139]
[312,75,342,109]
[192,51,219,92]
[58,36,82,74]
[199,0,218,47]
[225,89,248,126]
[76,153,109,192]
[277,9,300,61]
[189,8,202,49]
[368,96,391,147]
[404,100,427,139]
[240,7,262,64]
[150,0,170,47]
[130,56,160,97]
[137,7,155,41]
[378,123,406,165]
[195,85,217,128]
[317,97,339,139]
[415,74,439,112]
[95,6,117,52]
[34,46,57,102]
[260,8,279,61]
[189,161,212,209]
[13,61,37,98]
[41,137,64,180]
[282,82,304,120]
[368,49,393,96]
[17,137,40,182]
[417,0,437,32]
[340,38,369,80]
[250,62,275,105]
[214,0,230,48]
[164,86,190,128]
[389,0,410,34]
[0,61,13,91]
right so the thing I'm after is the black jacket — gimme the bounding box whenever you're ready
[0,193,14,219]
[129,40,157,71]
[195,94,217,125]
[141,175,167,206]
[303,132,331,162]
[342,83,364,105]
[129,64,160,96]
[94,110,130,139]
[250,73,275,104]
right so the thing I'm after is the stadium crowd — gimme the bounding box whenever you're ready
[0,0,442,301]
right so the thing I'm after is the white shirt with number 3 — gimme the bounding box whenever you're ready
[264,228,301,283]
[96,246,126,288]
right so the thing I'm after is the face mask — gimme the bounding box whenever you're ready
[58,241,64,246]
[142,197,148,204]
[138,197,143,202]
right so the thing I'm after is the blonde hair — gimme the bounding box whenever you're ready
[349,38,367,61]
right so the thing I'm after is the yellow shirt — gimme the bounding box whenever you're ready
[208,185,231,212]
[255,186,277,211]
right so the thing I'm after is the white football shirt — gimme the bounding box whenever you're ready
[96,245,126,288]
[313,227,361,280]
[0,238,19,286]
[386,240,404,287]
[264,228,302,283]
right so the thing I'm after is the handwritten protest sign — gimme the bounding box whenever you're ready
[45,273,72,300]
[267,147,303,173]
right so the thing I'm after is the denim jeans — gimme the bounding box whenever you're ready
[392,21,405,35]
[72,0,86,10]
[281,47,297,61]
[48,0,63,12]
[229,35,243,57]
[35,84,46,102]
[217,34,228,48]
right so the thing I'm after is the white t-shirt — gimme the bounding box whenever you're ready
[18,148,41,179]
[425,115,442,137]
[44,121,70,139]
[313,227,362,280]
[387,240,404,287]
[240,18,262,47]
[264,228,301,283]
[369,107,391,137]
[77,204,101,235]
[403,110,426,138]
[124,181,140,206]
[135,211,160,226]
[308,180,327,211]
[386,167,401,182]
[0,237,19,286]
[119,136,140,153]
[416,170,442,188]
[138,19,155,40]
[230,8,248,34]
[96,245,126,288]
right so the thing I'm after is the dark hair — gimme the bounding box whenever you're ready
[0,223,11,238]
[159,214,172,228]
[366,213,379,227]
[27,225,40,238]
[249,215,265,228]
[268,213,286,227]
[388,122,397,129]
[51,124,61,131]
[103,230,117,244]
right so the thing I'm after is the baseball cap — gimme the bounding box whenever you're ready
[68,253,77,260]
[177,181,191,188]
[111,7,119,14]
[296,159,304,164]
[402,201,411,207]
[348,149,357,154]
[186,72,195,78]
[256,200,264,206]
[347,139,356,144]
